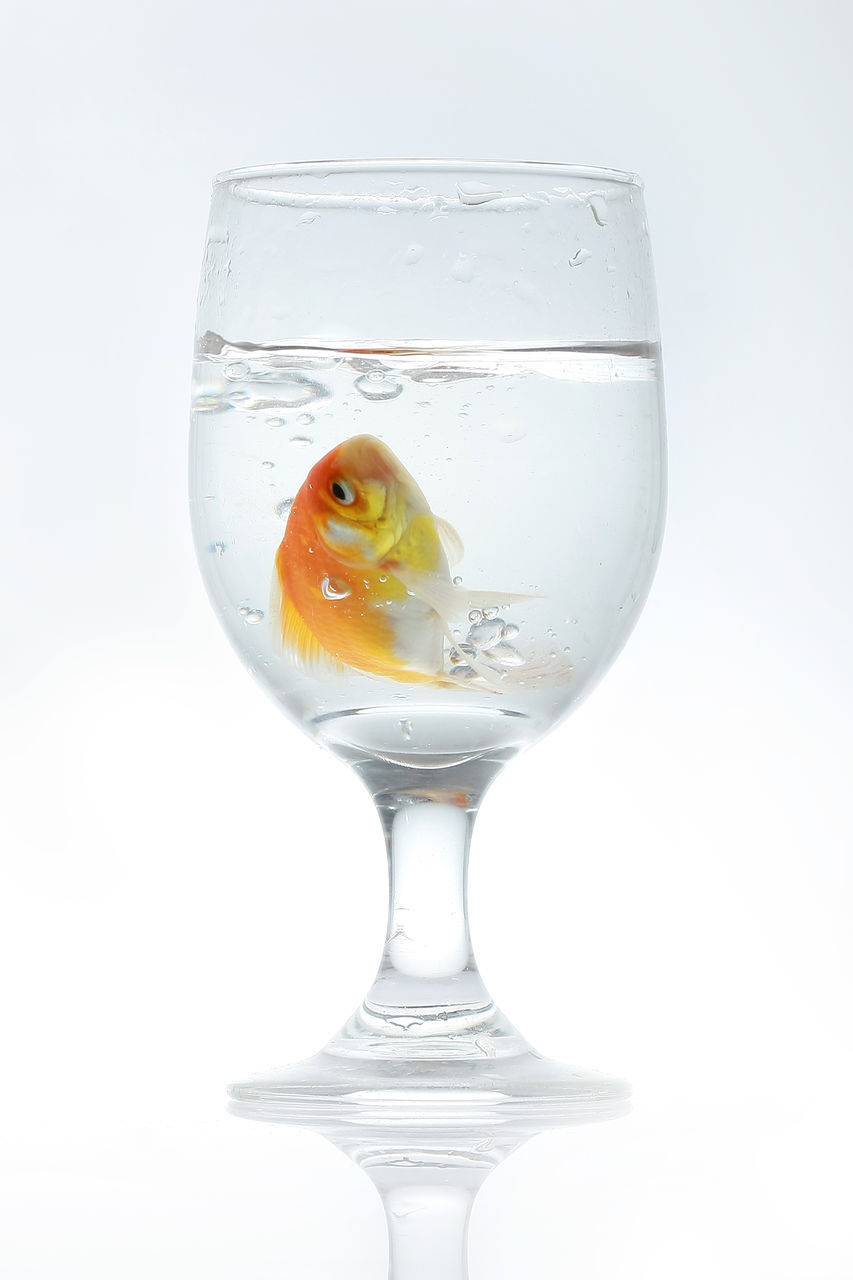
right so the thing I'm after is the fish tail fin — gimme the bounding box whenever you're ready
[394,567,538,622]
[447,645,575,694]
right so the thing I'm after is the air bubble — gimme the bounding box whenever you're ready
[321,575,351,600]
[483,606,499,620]
[289,434,313,448]
[452,575,463,586]
[238,607,264,624]
[269,375,326,407]
[468,618,504,651]
[354,372,404,401]
[486,642,524,667]
[275,498,294,521]
[267,416,286,427]
[502,622,519,640]
[209,542,226,556]
[261,460,274,469]
[569,248,592,267]
[224,361,249,380]
[404,244,424,265]
[297,412,314,426]
[399,719,414,741]
[228,390,249,405]
[468,609,483,624]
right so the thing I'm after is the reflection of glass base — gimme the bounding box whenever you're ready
[228,998,630,1125]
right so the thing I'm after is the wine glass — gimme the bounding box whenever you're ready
[229,1090,630,1280]
[190,160,665,1115]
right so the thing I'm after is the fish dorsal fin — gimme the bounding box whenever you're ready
[394,567,536,624]
[434,516,464,568]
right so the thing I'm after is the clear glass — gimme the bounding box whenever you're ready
[190,160,665,1115]
[230,1088,629,1280]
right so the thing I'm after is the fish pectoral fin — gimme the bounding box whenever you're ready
[394,568,537,623]
[280,593,343,671]
[434,516,465,568]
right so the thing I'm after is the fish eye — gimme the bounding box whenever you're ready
[330,478,355,505]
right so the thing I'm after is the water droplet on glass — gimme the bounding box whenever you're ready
[404,244,424,265]
[493,423,526,444]
[399,719,414,741]
[209,542,226,556]
[452,575,463,587]
[321,575,351,600]
[450,253,476,283]
[457,180,503,205]
[224,361,249,380]
[502,622,519,640]
[275,497,294,521]
[238,607,264,624]
[261,460,274,469]
[588,194,608,226]
[354,372,404,401]
[289,434,313,448]
[468,609,483,624]
[298,212,319,226]
[569,248,592,267]
[193,394,226,413]
[267,416,286,427]
[297,412,314,426]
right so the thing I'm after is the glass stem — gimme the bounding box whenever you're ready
[327,764,527,1051]
[371,1168,480,1280]
[385,799,475,975]
[367,795,489,1015]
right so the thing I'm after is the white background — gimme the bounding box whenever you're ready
[2,1,852,1275]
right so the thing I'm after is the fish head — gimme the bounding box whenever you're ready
[307,435,420,567]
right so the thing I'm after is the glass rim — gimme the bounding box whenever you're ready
[213,157,643,190]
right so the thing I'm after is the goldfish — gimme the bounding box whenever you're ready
[273,434,528,687]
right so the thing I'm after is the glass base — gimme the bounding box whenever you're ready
[228,999,630,1125]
